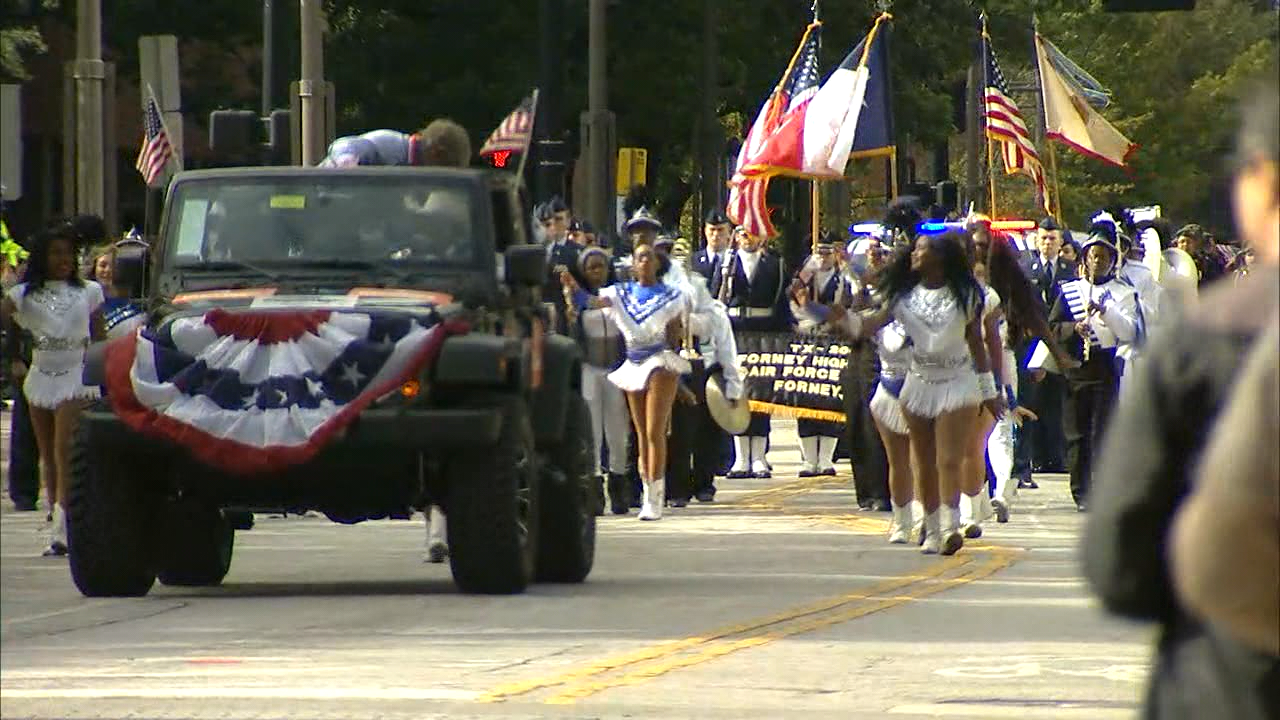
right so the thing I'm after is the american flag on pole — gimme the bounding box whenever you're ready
[136,91,174,186]
[982,31,1050,214]
[479,93,536,157]
[728,22,823,239]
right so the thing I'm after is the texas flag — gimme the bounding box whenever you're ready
[104,309,460,475]
[742,13,893,180]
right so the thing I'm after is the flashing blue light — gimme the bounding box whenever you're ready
[918,221,962,235]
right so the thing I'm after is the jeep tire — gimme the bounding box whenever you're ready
[535,394,596,583]
[157,503,234,587]
[446,398,539,594]
[67,406,158,597]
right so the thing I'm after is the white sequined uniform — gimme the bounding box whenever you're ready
[893,284,982,418]
[5,280,103,409]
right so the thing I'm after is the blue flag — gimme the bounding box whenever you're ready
[849,20,894,159]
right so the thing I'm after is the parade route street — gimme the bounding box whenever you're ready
[1,413,1151,720]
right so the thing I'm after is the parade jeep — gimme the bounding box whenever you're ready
[73,167,596,597]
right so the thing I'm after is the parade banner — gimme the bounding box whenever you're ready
[737,332,850,423]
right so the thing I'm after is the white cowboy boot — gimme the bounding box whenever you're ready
[728,436,752,478]
[959,493,984,539]
[817,436,838,475]
[424,505,448,563]
[638,479,664,521]
[750,437,770,478]
[888,502,912,544]
[920,509,941,554]
[940,503,964,556]
[798,437,819,477]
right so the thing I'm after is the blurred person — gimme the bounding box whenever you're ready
[1083,76,1279,720]
[692,208,734,285]
[1,224,107,556]
[568,218,598,248]
[1170,314,1279,659]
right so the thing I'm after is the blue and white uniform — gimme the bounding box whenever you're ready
[319,129,418,167]
[868,319,911,435]
[597,281,692,392]
[5,280,103,409]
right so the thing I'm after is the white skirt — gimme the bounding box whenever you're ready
[24,365,99,409]
[607,350,691,393]
[899,370,982,420]
[869,381,909,435]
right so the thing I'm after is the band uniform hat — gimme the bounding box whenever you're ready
[705,375,750,434]
[1080,221,1119,256]
[654,233,676,249]
[536,196,569,222]
[623,205,663,233]
[704,207,731,226]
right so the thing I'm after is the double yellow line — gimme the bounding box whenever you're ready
[477,548,1015,705]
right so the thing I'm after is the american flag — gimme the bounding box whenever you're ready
[479,94,535,157]
[728,23,822,238]
[982,33,1050,214]
[135,93,174,186]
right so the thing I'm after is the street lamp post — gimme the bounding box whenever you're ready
[74,0,105,216]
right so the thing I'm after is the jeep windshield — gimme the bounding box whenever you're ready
[164,174,481,275]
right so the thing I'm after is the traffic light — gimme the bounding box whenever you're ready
[1103,0,1195,10]
[488,150,513,168]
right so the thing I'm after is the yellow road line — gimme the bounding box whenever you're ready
[542,550,1015,704]
[475,554,970,704]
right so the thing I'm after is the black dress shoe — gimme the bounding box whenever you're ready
[11,500,37,512]
[870,499,892,512]
[1075,500,1088,512]
[726,470,752,479]
[797,468,819,478]
[1018,477,1039,489]
[819,468,837,476]
[694,490,716,503]
[668,497,689,508]
[752,470,772,479]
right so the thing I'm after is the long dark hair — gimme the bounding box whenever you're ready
[982,231,1047,344]
[20,224,84,297]
[876,231,982,317]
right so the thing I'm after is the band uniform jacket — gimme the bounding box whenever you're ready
[717,250,791,332]
[1047,276,1139,383]
[1023,254,1078,308]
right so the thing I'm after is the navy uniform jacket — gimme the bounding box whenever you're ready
[542,239,584,302]
[718,251,790,332]
[691,247,729,285]
[1022,254,1078,308]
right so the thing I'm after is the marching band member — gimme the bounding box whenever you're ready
[1046,225,1140,512]
[566,247,631,515]
[788,234,851,477]
[652,232,743,504]
[828,231,1004,556]
[719,226,789,479]
[562,208,692,521]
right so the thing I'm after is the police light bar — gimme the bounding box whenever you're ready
[917,219,1037,235]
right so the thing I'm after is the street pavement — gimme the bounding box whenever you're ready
[0,409,1154,720]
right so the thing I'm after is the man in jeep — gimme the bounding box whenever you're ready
[323,117,473,564]
[320,119,472,169]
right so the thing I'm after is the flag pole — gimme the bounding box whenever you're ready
[1048,139,1063,219]
[889,149,899,199]
[515,88,540,186]
[986,137,998,218]
[811,180,820,252]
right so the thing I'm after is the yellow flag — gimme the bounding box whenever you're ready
[1036,34,1136,167]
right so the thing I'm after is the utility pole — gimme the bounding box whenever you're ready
[536,0,566,202]
[582,0,615,235]
[74,0,105,216]
[263,0,274,116]
[299,0,325,166]
[699,0,722,226]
